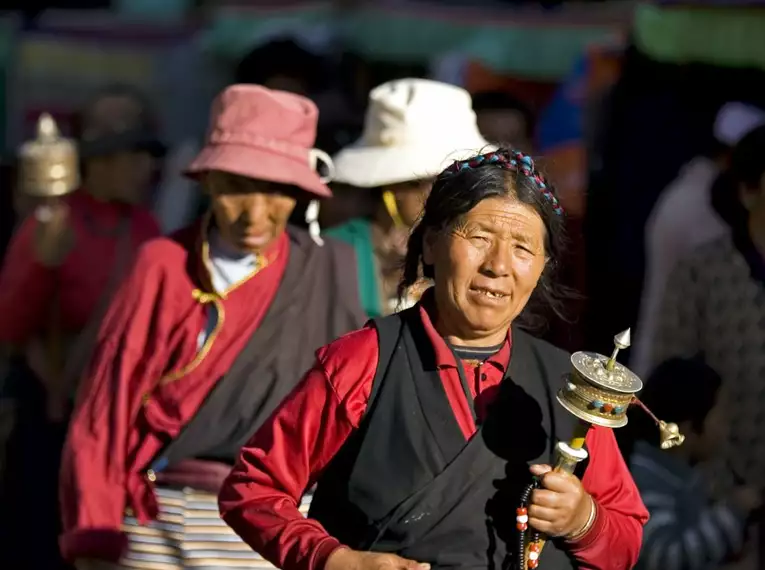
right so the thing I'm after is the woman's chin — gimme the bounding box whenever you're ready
[460,310,512,338]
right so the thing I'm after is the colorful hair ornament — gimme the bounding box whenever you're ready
[445,149,564,216]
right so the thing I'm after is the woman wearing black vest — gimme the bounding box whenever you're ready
[220,148,648,570]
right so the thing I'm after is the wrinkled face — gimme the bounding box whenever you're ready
[385,178,434,228]
[423,195,547,342]
[206,170,298,255]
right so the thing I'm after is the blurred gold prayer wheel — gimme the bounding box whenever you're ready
[18,113,80,197]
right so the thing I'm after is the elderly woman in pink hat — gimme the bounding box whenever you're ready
[59,84,366,570]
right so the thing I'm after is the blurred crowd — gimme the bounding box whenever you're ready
[0,28,763,570]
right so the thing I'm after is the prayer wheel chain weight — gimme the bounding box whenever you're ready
[18,113,80,198]
[520,329,685,570]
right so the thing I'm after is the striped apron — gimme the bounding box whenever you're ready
[118,486,312,570]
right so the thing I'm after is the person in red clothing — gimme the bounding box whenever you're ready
[0,85,164,570]
[219,148,649,570]
[59,84,366,570]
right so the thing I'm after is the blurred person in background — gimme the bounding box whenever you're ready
[0,84,164,570]
[625,358,761,570]
[324,79,490,317]
[234,37,326,97]
[647,125,765,504]
[59,84,365,570]
[632,102,765,376]
[234,37,338,233]
[472,90,536,153]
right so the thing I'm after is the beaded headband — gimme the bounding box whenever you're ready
[445,149,564,216]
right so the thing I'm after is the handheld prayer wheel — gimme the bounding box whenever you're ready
[519,329,684,570]
[18,113,80,197]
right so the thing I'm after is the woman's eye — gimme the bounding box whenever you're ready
[516,244,534,255]
[470,235,491,243]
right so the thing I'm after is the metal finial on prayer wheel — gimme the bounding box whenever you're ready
[18,113,80,197]
[605,328,631,371]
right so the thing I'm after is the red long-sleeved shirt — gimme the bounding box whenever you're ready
[59,225,288,563]
[220,303,648,570]
[0,191,160,344]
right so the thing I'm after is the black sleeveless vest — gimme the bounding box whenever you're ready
[309,308,587,570]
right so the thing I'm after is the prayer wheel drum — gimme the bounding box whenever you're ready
[559,330,642,429]
[18,113,80,197]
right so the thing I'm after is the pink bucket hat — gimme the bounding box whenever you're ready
[185,84,333,198]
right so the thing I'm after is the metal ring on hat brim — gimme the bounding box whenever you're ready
[309,148,335,184]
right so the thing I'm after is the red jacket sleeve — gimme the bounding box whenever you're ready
[59,249,172,563]
[0,216,55,344]
[219,328,380,570]
[568,426,649,570]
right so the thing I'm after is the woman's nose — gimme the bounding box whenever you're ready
[242,193,269,225]
[482,242,511,277]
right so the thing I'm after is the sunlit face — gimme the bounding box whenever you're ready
[206,170,298,255]
[385,178,434,228]
[423,195,547,343]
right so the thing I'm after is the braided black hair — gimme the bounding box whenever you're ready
[398,148,570,331]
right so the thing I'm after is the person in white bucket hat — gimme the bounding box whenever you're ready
[325,78,491,318]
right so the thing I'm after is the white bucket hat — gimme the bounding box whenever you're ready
[332,78,491,188]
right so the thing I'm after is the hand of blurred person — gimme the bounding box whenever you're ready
[32,199,75,267]
[731,485,763,514]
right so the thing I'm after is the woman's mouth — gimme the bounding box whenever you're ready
[469,286,508,301]
[240,233,271,248]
